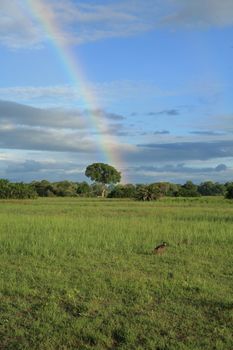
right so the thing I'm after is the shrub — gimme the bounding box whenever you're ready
[135,184,163,201]
[225,183,233,199]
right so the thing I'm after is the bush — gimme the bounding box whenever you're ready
[177,181,200,197]
[0,179,37,199]
[198,181,225,196]
[225,183,233,199]
[135,184,163,201]
[108,184,136,198]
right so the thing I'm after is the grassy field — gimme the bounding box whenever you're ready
[0,197,233,349]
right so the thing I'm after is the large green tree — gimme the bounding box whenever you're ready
[85,163,121,197]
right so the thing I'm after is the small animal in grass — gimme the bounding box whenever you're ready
[153,242,167,255]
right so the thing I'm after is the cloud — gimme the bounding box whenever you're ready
[189,131,225,136]
[0,85,79,103]
[6,159,48,173]
[153,130,170,135]
[6,159,82,174]
[0,100,86,129]
[1,98,232,165]
[92,123,130,137]
[0,0,43,49]
[147,109,180,116]
[0,126,95,153]
[134,140,233,162]
[0,149,232,184]
[0,82,171,107]
[1,152,232,184]
[1,0,233,49]
[8,159,228,179]
[0,100,125,129]
[0,100,131,156]
[133,163,228,174]
[3,159,87,182]
[0,0,155,48]
[90,110,126,121]
[105,113,126,121]
[160,0,233,28]
[211,114,233,133]
[125,161,232,184]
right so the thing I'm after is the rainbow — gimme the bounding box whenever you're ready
[25,0,126,182]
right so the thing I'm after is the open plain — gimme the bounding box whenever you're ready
[0,197,233,349]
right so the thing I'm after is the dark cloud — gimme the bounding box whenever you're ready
[106,112,126,121]
[154,130,170,135]
[160,0,233,28]
[0,127,94,153]
[133,163,228,174]
[0,100,125,129]
[4,160,87,183]
[92,123,130,136]
[85,109,125,121]
[0,100,85,129]
[0,101,129,154]
[6,159,83,173]
[190,131,225,136]
[6,160,44,173]
[147,109,180,116]
[133,140,233,162]
[125,161,232,184]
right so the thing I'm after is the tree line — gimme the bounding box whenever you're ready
[0,162,233,200]
[0,178,233,200]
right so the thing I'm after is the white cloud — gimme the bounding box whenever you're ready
[0,0,155,48]
[1,0,233,49]
[0,0,43,48]
[0,81,176,108]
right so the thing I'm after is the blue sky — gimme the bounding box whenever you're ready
[0,0,233,183]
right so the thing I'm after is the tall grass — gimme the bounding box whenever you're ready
[0,197,233,349]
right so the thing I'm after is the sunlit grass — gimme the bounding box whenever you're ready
[0,197,233,349]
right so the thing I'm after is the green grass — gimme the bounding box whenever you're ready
[0,197,233,349]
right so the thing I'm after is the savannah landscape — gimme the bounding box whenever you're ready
[1,0,233,349]
[1,196,233,349]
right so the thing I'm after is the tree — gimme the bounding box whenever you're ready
[225,183,233,199]
[32,180,55,197]
[85,163,121,197]
[0,179,37,199]
[198,181,225,196]
[10,183,37,199]
[108,184,136,198]
[135,184,163,201]
[152,182,179,196]
[0,179,11,199]
[177,181,200,197]
[53,181,77,197]
[91,183,105,197]
[76,182,91,197]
